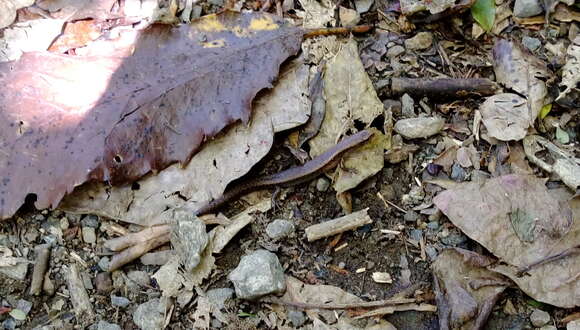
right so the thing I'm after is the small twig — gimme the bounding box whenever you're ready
[30,244,51,295]
[304,25,372,38]
[108,233,171,271]
[377,192,408,214]
[104,225,171,252]
[305,208,372,242]
[66,264,94,323]
[265,297,417,310]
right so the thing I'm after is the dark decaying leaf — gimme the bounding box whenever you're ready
[0,11,303,220]
[433,248,509,330]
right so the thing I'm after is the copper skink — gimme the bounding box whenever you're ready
[195,129,373,215]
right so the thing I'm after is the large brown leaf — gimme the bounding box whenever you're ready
[0,11,303,219]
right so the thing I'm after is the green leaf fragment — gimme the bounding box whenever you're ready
[471,0,496,32]
[9,309,26,321]
[556,127,570,144]
[539,103,552,119]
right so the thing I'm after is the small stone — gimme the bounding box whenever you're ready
[95,272,113,294]
[540,326,557,330]
[133,298,167,330]
[427,221,440,230]
[568,320,580,330]
[338,262,346,269]
[316,178,330,192]
[387,45,405,58]
[228,250,286,300]
[81,215,99,228]
[206,288,234,310]
[82,227,96,244]
[111,295,131,308]
[409,229,423,241]
[522,36,541,52]
[401,94,415,117]
[2,318,16,330]
[404,32,433,50]
[441,232,468,246]
[339,6,360,27]
[403,211,419,223]
[287,310,306,327]
[127,270,151,287]
[171,209,208,272]
[15,299,32,315]
[394,117,445,139]
[513,0,543,17]
[98,257,110,272]
[265,219,295,240]
[425,245,438,260]
[450,163,467,181]
[97,320,122,330]
[59,217,69,230]
[0,262,28,281]
[354,0,374,13]
[530,309,550,327]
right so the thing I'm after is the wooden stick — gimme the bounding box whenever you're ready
[384,78,499,99]
[304,25,372,38]
[305,208,372,242]
[266,297,416,310]
[29,244,51,295]
[66,264,94,323]
[104,225,170,252]
[108,232,171,271]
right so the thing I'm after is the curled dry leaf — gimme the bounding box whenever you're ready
[433,248,509,330]
[479,93,530,141]
[556,35,580,109]
[434,175,580,307]
[0,11,303,220]
[0,19,66,62]
[59,58,310,226]
[492,39,551,125]
[523,135,580,190]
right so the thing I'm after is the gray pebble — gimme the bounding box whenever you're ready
[98,257,110,272]
[394,117,444,139]
[450,163,467,181]
[530,309,551,327]
[514,0,543,17]
[316,177,330,192]
[206,288,234,310]
[97,320,122,330]
[111,295,131,308]
[266,219,295,240]
[409,229,423,241]
[228,250,286,300]
[427,221,440,230]
[82,227,96,244]
[288,310,307,327]
[81,215,99,228]
[401,93,415,117]
[522,36,541,52]
[387,45,405,58]
[403,211,419,223]
[425,245,438,260]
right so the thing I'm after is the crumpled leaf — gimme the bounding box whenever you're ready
[556,35,580,108]
[36,0,120,21]
[309,39,383,158]
[297,0,335,28]
[334,128,386,193]
[471,0,495,31]
[0,19,66,62]
[152,256,184,297]
[434,175,580,307]
[479,93,530,141]
[433,248,509,330]
[0,11,303,220]
[493,39,551,125]
[523,135,580,190]
[58,58,309,226]
[9,309,26,321]
[400,0,474,15]
[48,20,104,53]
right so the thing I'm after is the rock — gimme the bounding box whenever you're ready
[0,262,28,281]
[288,310,307,327]
[111,295,131,308]
[409,229,423,241]
[387,45,405,58]
[522,36,541,52]
[568,320,580,330]
[403,211,419,223]
[228,250,286,300]
[59,217,69,230]
[2,318,16,330]
[530,309,551,327]
[394,117,444,139]
[16,299,32,316]
[450,163,467,182]
[206,288,234,310]
[265,220,295,240]
[404,32,433,50]
[425,245,438,260]
[81,215,99,228]
[133,298,167,330]
[171,209,208,272]
[339,7,360,27]
[427,221,440,230]
[98,257,110,272]
[354,0,374,13]
[127,270,150,287]
[82,227,96,244]
[97,320,122,330]
[95,273,113,294]
[316,177,330,192]
[513,0,542,17]
[401,94,415,117]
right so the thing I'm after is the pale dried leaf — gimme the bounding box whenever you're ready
[480,93,530,141]
[152,256,184,297]
[297,0,335,28]
[0,19,65,62]
[556,35,580,108]
[334,128,386,193]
